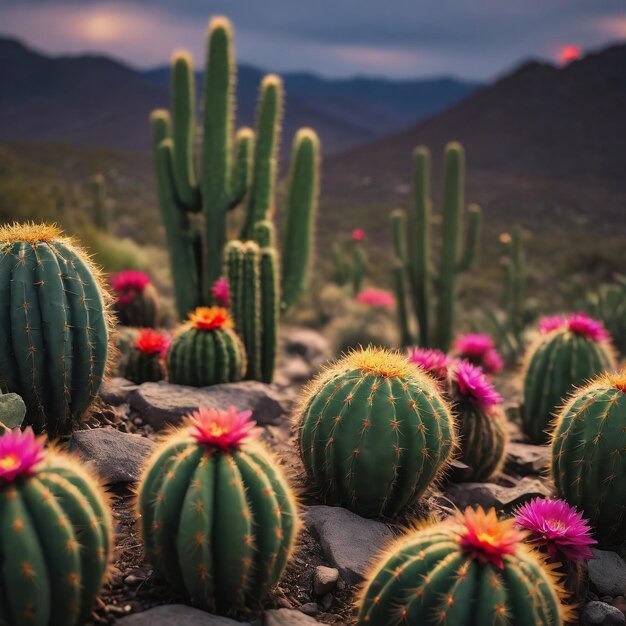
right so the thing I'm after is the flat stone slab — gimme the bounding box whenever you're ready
[116,605,249,625]
[69,427,156,483]
[305,505,394,584]
[588,549,626,597]
[100,377,139,405]
[264,608,320,625]
[129,381,292,430]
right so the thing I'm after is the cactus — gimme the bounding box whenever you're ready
[330,230,367,296]
[583,275,626,356]
[124,329,169,384]
[138,405,299,612]
[0,223,112,436]
[90,174,109,232]
[0,390,26,433]
[0,427,112,625]
[150,17,319,329]
[522,313,615,444]
[296,347,455,517]
[392,143,482,351]
[551,371,626,546]
[110,270,160,328]
[357,507,569,625]
[167,307,246,387]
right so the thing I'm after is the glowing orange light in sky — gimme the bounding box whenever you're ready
[81,11,124,42]
[559,45,582,65]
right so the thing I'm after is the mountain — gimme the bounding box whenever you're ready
[0,38,478,154]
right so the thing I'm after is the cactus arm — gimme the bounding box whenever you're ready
[0,248,19,391]
[229,128,254,209]
[241,243,262,380]
[260,247,278,383]
[280,128,320,311]
[408,146,432,346]
[171,53,200,211]
[391,209,412,347]
[253,220,275,248]
[351,244,366,296]
[434,142,464,352]
[456,203,482,272]
[331,243,348,286]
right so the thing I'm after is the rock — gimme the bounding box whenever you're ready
[588,549,626,597]
[443,477,551,511]
[305,505,394,584]
[320,593,333,611]
[69,427,156,483]
[313,565,339,596]
[582,601,626,625]
[116,605,248,625]
[129,381,292,430]
[0,392,26,428]
[505,442,550,476]
[612,597,626,617]
[299,603,319,617]
[100,377,139,406]
[280,357,312,384]
[264,608,320,625]
[281,327,331,369]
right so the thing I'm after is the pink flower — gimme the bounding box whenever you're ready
[351,229,365,241]
[135,329,170,357]
[566,313,609,342]
[453,360,503,412]
[188,406,256,450]
[0,428,45,483]
[453,333,503,374]
[356,288,395,308]
[211,278,230,307]
[110,271,152,306]
[407,347,451,380]
[482,348,504,374]
[514,497,596,562]
[539,316,567,334]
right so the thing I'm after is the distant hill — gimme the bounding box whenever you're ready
[0,38,479,154]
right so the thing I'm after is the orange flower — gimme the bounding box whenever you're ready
[188,307,233,331]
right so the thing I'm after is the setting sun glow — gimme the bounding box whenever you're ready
[559,45,582,65]
[80,11,124,42]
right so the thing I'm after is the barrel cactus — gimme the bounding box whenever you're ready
[0,223,112,436]
[551,371,626,545]
[358,506,570,625]
[296,347,456,517]
[167,307,246,387]
[522,313,615,443]
[124,328,169,384]
[408,350,508,482]
[0,427,112,625]
[138,405,299,612]
[110,270,159,328]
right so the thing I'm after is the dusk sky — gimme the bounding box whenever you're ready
[1,0,626,79]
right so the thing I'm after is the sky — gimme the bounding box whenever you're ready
[1,0,625,79]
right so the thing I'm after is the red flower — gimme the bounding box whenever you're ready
[135,329,170,357]
[188,307,233,331]
[356,288,395,308]
[351,229,365,241]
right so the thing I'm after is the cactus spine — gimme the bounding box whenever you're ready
[0,429,112,625]
[150,18,319,344]
[392,143,482,351]
[167,308,246,387]
[138,407,299,612]
[296,347,455,518]
[551,371,626,545]
[357,507,568,625]
[0,223,111,436]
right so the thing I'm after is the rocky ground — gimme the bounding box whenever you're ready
[71,328,626,626]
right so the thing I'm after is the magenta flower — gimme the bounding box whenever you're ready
[482,348,504,374]
[188,406,257,450]
[566,313,609,342]
[211,277,230,307]
[539,315,567,334]
[407,347,451,380]
[0,428,45,483]
[514,497,596,562]
[110,270,152,305]
[356,288,395,308]
[351,228,365,241]
[453,333,503,374]
[452,360,503,412]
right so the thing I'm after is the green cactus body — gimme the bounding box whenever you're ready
[114,285,159,328]
[125,349,166,384]
[0,432,112,626]
[357,507,567,625]
[551,372,626,545]
[522,319,615,444]
[0,224,111,436]
[167,309,245,387]
[90,174,109,233]
[296,348,455,517]
[138,409,299,612]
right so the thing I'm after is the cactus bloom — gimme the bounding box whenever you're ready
[514,497,596,562]
[356,287,395,308]
[539,315,567,334]
[188,406,256,450]
[351,228,365,241]
[211,277,230,306]
[453,360,503,412]
[458,507,522,569]
[407,347,450,380]
[135,328,170,357]
[0,428,45,482]
[188,306,233,331]
[539,313,609,343]
[453,333,504,374]
[110,270,152,305]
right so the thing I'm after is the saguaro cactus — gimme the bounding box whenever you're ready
[150,17,319,323]
[392,143,482,351]
[0,223,112,436]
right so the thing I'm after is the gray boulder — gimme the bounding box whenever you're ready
[588,549,626,597]
[582,601,626,625]
[116,605,248,625]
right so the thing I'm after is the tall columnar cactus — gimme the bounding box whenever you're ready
[522,313,615,444]
[0,428,112,625]
[90,174,109,232]
[124,329,169,384]
[167,307,246,387]
[110,270,160,328]
[551,371,626,545]
[0,223,112,436]
[150,17,319,328]
[138,405,299,612]
[296,347,456,517]
[330,230,367,295]
[392,143,482,352]
[357,507,569,625]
